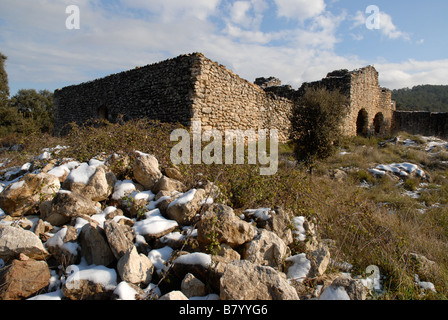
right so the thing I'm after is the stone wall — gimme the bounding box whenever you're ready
[392,111,448,137]
[54,54,201,135]
[54,53,293,142]
[290,66,395,137]
[345,66,395,136]
[191,56,292,142]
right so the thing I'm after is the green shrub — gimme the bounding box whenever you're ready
[290,87,348,167]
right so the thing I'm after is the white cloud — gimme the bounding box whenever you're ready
[376,59,448,89]
[230,1,253,26]
[351,10,410,41]
[274,0,326,22]
[379,12,410,41]
[1,0,446,96]
[121,0,221,22]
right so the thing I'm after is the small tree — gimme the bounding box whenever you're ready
[9,89,54,134]
[0,52,9,108]
[290,87,348,168]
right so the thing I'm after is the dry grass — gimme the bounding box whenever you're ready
[1,122,448,299]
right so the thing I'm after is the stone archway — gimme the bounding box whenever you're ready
[373,112,385,135]
[356,109,369,136]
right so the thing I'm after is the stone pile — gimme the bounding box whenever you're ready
[0,150,371,300]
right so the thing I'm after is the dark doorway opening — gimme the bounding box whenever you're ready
[373,112,385,135]
[356,109,369,136]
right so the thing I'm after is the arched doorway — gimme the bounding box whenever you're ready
[373,112,385,135]
[97,106,108,120]
[356,109,369,136]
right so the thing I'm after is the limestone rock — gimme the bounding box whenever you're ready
[117,246,154,285]
[105,152,131,179]
[132,151,163,190]
[323,275,368,300]
[45,226,79,266]
[172,252,213,288]
[166,188,207,225]
[41,191,98,227]
[307,243,331,278]
[79,222,115,266]
[253,207,293,245]
[0,225,49,261]
[198,204,255,248]
[0,172,60,217]
[63,265,117,300]
[104,220,134,260]
[220,260,299,300]
[63,166,116,202]
[0,258,51,300]
[406,252,439,281]
[181,273,207,298]
[243,229,288,269]
[164,166,183,181]
[152,175,186,194]
[158,290,189,300]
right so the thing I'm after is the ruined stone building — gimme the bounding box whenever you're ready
[55,52,445,142]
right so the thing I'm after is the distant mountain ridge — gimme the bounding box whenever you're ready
[392,85,448,112]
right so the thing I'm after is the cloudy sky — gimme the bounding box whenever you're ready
[1,0,448,95]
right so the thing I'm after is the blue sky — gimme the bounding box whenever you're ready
[1,0,447,96]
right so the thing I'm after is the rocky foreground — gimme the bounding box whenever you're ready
[0,148,433,300]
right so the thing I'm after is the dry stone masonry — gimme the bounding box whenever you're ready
[54,52,447,141]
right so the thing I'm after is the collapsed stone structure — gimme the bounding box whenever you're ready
[54,53,292,142]
[55,52,414,142]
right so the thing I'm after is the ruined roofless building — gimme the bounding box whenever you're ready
[54,53,395,141]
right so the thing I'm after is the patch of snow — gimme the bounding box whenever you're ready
[368,168,386,177]
[285,253,311,283]
[90,210,109,228]
[47,165,70,178]
[65,162,96,185]
[9,180,25,190]
[38,151,51,161]
[319,286,351,300]
[20,162,32,171]
[65,262,117,291]
[114,281,140,300]
[415,274,436,293]
[168,189,196,208]
[46,227,79,255]
[159,231,185,244]
[27,289,63,300]
[173,252,212,268]
[244,208,273,221]
[146,195,172,210]
[374,162,426,178]
[88,158,105,168]
[131,190,155,202]
[403,139,418,147]
[291,216,306,242]
[147,246,173,275]
[133,209,178,237]
[112,180,137,200]
[183,226,198,237]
